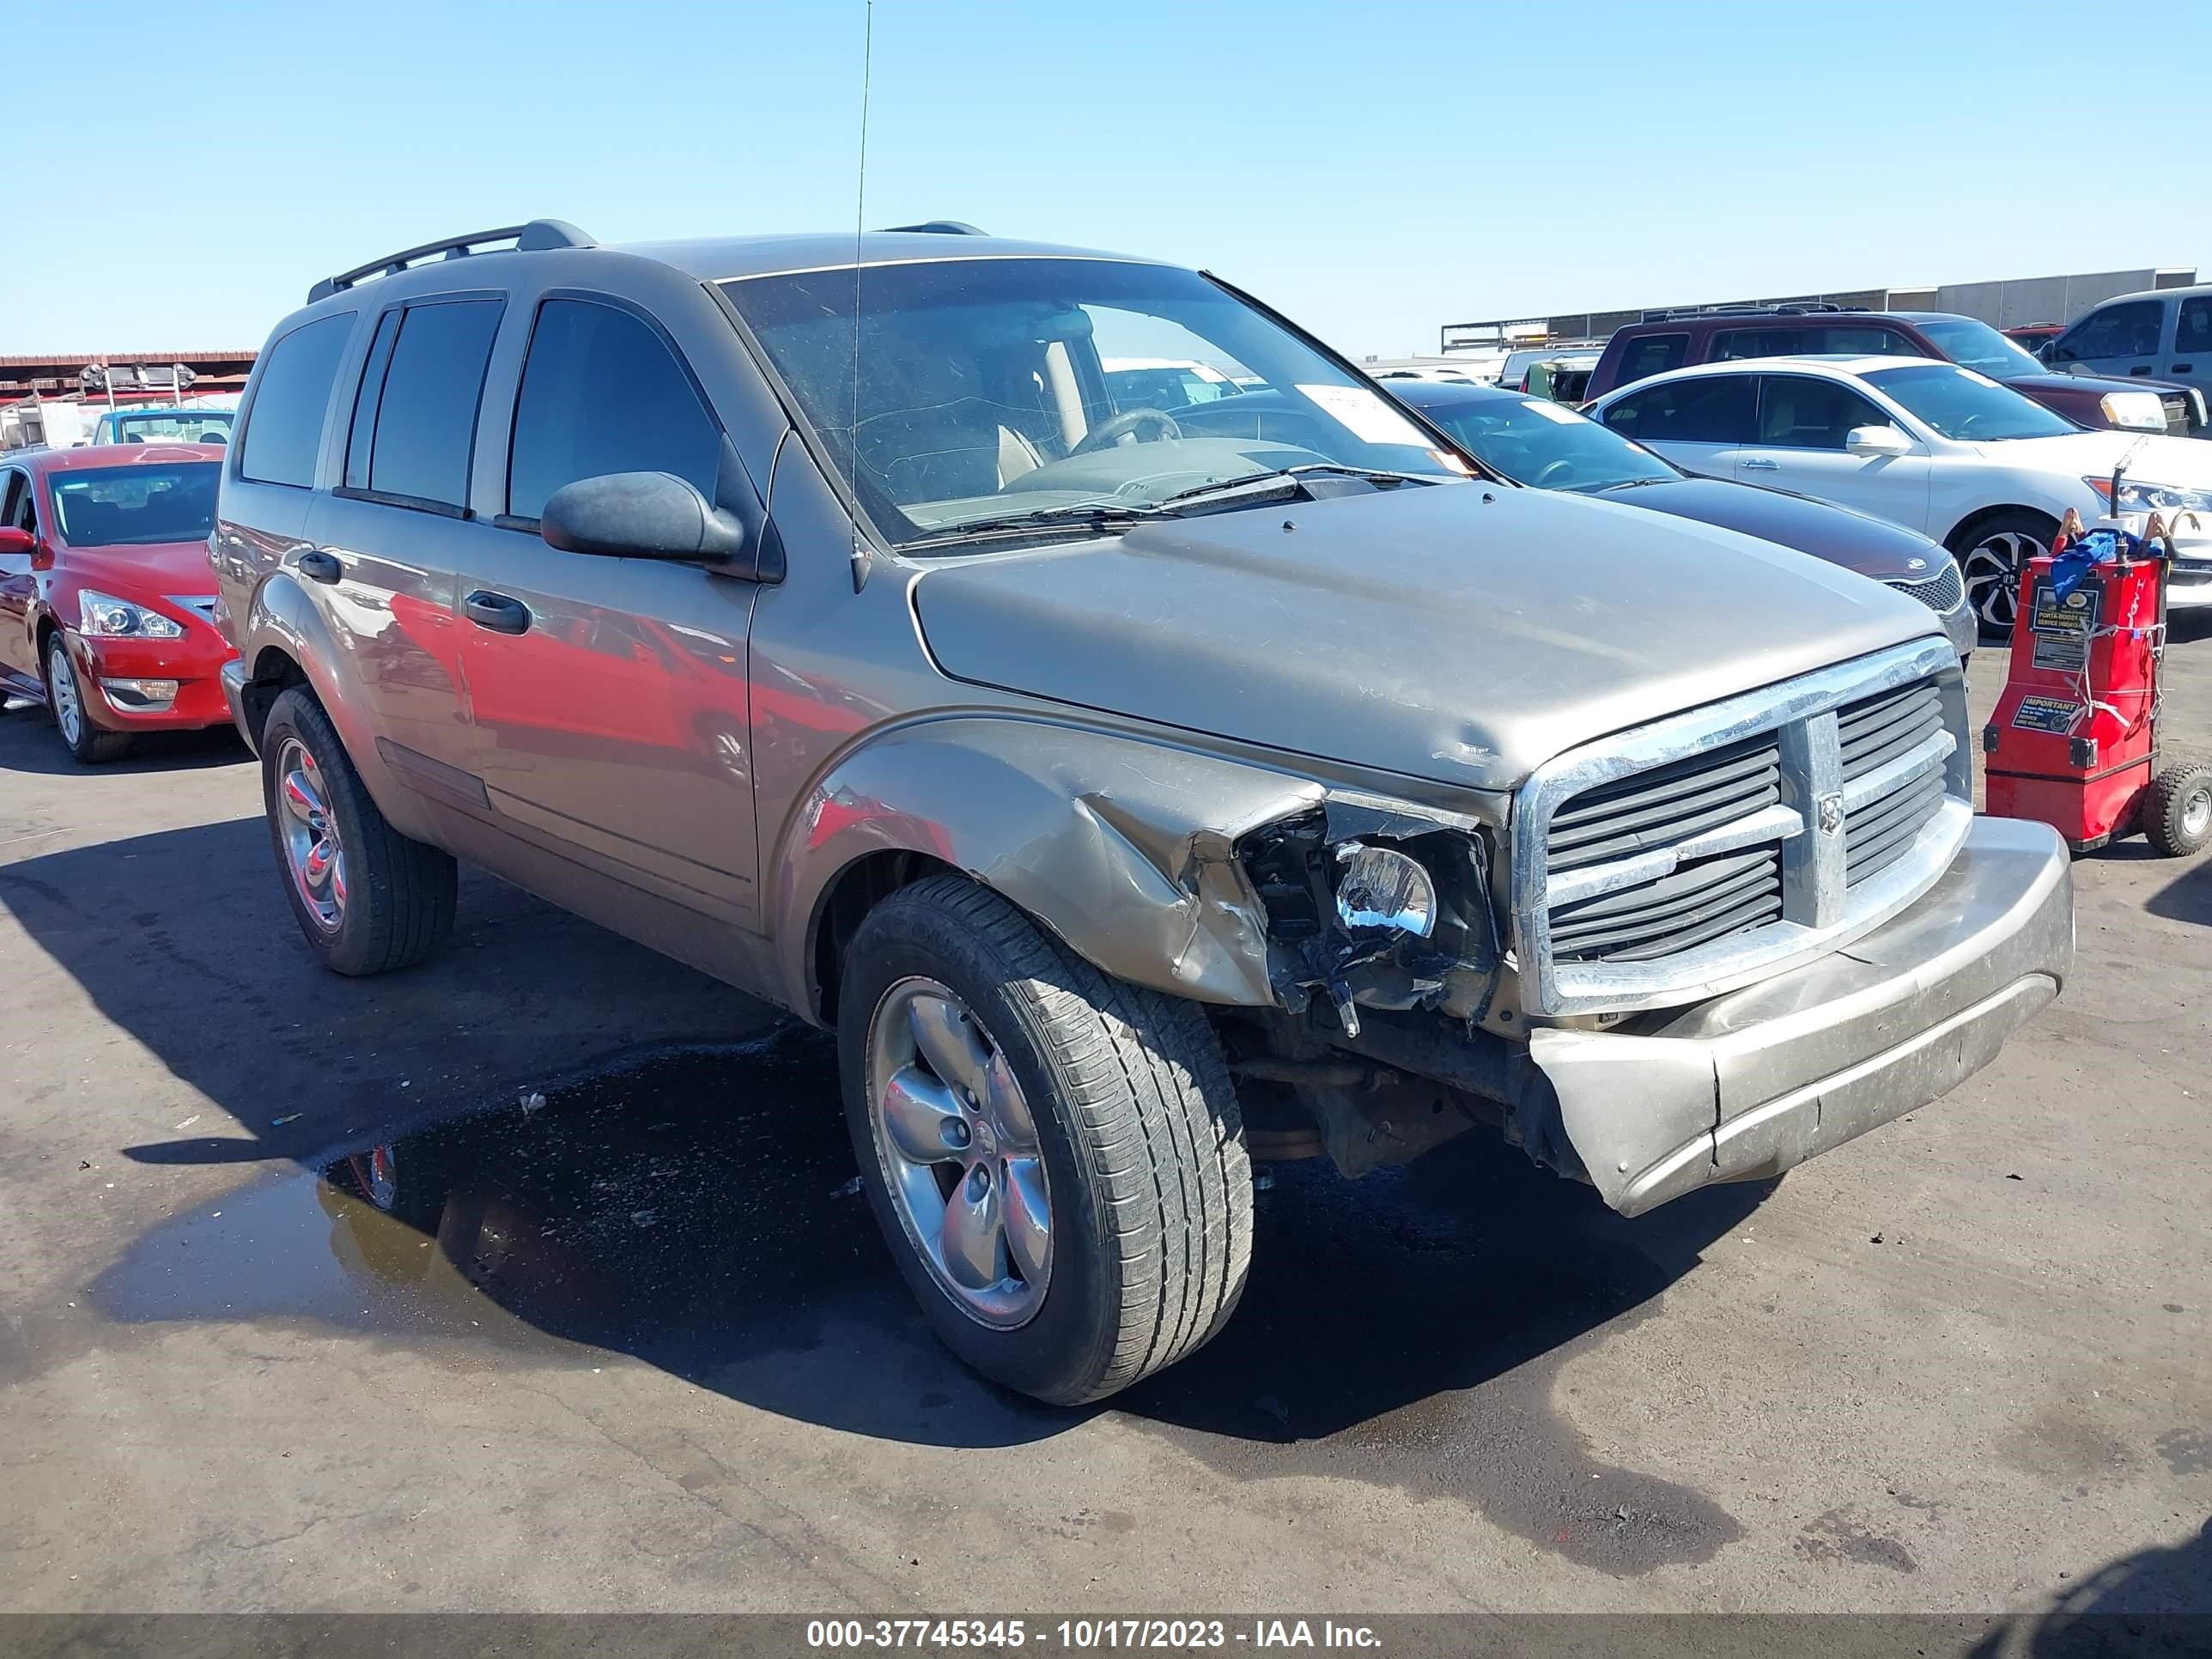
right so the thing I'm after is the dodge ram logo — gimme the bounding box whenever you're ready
[1817,792,1845,836]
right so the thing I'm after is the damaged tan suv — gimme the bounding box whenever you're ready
[215,221,2074,1403]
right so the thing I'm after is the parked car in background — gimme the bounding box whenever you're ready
[1495,345,1602,398]
[88,402,238,446]
[0,443,236,762]
[1098,356,1243,410]
[2042,283,2212,404]
[1584,356,2212,636]
[2005,323,2064,352]
[213,219,2069,1405]
[1586,307,2206,439]
[1387,378,1977,659]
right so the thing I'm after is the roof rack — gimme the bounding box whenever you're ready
[307,219,597,304]
[878,220,986,235]
[1648,301,1864,322]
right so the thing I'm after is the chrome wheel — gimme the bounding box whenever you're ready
[47,639,82,746]
[1960,529,2047,636]
[276,735,347,933]
[865,976,1052,1328]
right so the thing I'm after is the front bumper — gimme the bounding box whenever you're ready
[66,630,236,733]
[1527,814,2071,1216]
[220,659,256,752]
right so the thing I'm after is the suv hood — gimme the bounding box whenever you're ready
[911,483,1938,793]
[2004,368,2192,399]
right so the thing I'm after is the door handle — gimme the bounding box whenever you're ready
[465,590,532,635]
[2174,363,2194,374]
[2130,366,2152,376]
[296,550,342,584]
[1741,458,1780,471]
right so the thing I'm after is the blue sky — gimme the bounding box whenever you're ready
[9,0,2208,359]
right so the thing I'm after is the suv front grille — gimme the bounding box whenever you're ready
[1882,562,1963,616]
[1514,641,1971,1016]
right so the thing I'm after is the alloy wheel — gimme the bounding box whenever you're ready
[865,976,1053,1328]
[275,735,348,933]
[47,641,82,746]
[1960,529,2047,636]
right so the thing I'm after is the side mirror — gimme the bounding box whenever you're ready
[0,527,33,556]
[540,471,754,569]
[1844,425,1913,459]
[2036,341,2057,365]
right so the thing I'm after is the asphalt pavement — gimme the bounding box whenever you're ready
[1,628,2208,1630]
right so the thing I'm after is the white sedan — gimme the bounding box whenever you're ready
[1583,356,2212,637]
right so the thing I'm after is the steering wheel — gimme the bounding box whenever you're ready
[1534,458,1577,489]
[1070,407,1182,456]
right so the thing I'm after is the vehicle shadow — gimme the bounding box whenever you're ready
[0,708,251,775]
[1966,1516,2211,1655]
[20,816,1765,1559]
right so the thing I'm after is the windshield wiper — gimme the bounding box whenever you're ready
[900,501,1168,551]
[1593,477,1674,491]
[1150,463,1450,513]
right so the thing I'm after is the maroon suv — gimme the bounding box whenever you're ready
[1584,307,2206,438]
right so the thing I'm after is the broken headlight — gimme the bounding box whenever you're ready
[1334,842,1437,937]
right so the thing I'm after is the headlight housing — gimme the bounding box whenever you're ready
[1334,842,1437,937]
[77,589,185,640]
[2098,391,2169,432]
[2086,477,2212,515]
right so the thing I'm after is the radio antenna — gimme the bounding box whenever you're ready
[848,0,875,593]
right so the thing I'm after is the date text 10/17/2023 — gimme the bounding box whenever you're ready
[804,1620,1385,1650]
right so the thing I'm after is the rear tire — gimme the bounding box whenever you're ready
[260,686,457,975]
[2143,763,2212,858]
[838,873,1251,1404]
[1948,510,2057,642]
[45,635,132,764]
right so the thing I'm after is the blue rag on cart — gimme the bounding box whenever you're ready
[2048,528,2130,603]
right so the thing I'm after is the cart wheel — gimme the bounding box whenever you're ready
[2143,763,2212,857]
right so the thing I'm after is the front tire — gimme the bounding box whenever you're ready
[838,874,1251,1405]
[1950,510,2057,642]
[259,686,457,975]
[45,635,131,763]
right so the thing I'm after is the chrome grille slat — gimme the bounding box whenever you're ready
[1516,639,1972,1017]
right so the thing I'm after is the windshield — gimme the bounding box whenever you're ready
[51,462,220,547]
[1413,393,1676,491]
[1863,363,2077,441]
[106,409,234,445]
[1910,317,2046,380]
[720,258,1462,548]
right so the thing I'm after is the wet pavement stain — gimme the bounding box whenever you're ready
[88,1029,1753,1570]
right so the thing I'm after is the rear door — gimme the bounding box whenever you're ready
[453,288,768,932]
[2050,298,2166,380]
[305,292,507,811]
[1595,374,1756,478]
[2164,295,2211,392]
[1735,373,1933,532]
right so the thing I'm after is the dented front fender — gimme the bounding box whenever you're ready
[772,717,1328,1017]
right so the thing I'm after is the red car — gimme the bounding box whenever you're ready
[0,443,237,763]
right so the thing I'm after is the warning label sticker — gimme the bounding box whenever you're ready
[2012,694,2082,734]
[2032,633,2088,672]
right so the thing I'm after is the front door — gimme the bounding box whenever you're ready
[1734,374,1933,533]
[454,293,764,930]
[0,469,37,691]
[2051,298,2166,380]
[2165,295,2210,390]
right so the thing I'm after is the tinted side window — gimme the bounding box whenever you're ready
[2,471,31,532]
[2176,297,2212,356]
[239,313,355,488]
[2057,301,2162,362]
[1618,333,1687,385]
[362,300,505,509]
[343,310,402,490]
[1754,375,1890,448]
[507,299,721,522]
[1805,325,1923,356]
[1602,376,1756,443]
[1711,327,1804,362]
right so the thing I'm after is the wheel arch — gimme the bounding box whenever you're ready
[776,717,1327,1027]
[1942,502,2060,555]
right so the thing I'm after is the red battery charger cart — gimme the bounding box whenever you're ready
[1984,508,2211,856]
